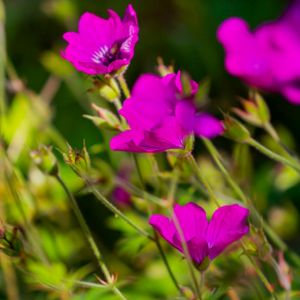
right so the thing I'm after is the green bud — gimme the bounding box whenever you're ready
[254,92,270,124]
[111,65,128,77]
[184,135,195,154]
[30,145,58,176]
[223,115,251,143]
[92,77,120,101]
[1,226,24,258]
[181,287,195,300]
[180,72,192,98]
[195,78,210,107]
[85,103,121,130]
[248,227,273,261]
[233,92,270,127]
[233,101,262,127]
[194,256,210,272]
[63,143,91,176]
[156,57,174,76]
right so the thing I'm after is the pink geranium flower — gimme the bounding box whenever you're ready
[110,72,224,153]
[217,0,300,104]
[62,4,139,75]
[149,202,249,265]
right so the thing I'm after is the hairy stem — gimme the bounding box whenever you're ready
[55,175,127,300]
[248,138,300,173]
[117,75,131,99]
[85,178,153,240]
[153,231,182,294]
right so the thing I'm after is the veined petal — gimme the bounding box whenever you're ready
[207,204,249,259]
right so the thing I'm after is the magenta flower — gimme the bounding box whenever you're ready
[149,203,249,265]
[112,164,132,208]
[112,187,131,208]
[110,72,224,153]
[217,0,300,104]
[62,4,138,75]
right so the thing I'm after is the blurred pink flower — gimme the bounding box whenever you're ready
[218,0,300,104]
[112,187,131,208]
[110,72,224,153]
[112,164,132,208]
[149,202,249,265]
[62,4,138,75]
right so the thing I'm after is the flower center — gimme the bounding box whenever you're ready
[91,43,121,66]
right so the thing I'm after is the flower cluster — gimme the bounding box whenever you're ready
[61,0,300,272]
[218,0,300,104]
[150,203,249,266]
[110,72,224,153]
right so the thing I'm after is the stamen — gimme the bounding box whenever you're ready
[91,42,122,66]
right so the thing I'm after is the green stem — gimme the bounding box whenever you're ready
[167,169,178,206]
[55,175,127,300]
[3,158,48,264]
[263,122,300,163]
[263,123,280,143]
[186,153,220,207]
[171,208,202,299]
[202,139,247,204]
[241,242,277,300]
[115,177,164,207]
[132,154,145,189]
[153,231,182,294]
[117,75,130,98]
[85,179,153,240]
[0,0,6,135]
[248,138,300,173]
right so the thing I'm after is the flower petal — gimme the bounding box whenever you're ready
[109,130,146,152]
[120,74,174,130]
[173,202,208,242]
[207,204,249,259]
[149,214,177,248]
[194,113,224,138]
[175,100,196,133]
[186,236,209,264]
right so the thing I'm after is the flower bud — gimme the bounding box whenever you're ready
[156,57,174,76]
[181,286,195,300]
[84,103,121,130]
[276,252,292,291]
[180,72,193,98]
[97,77,121,102]
[223,115,251,143]
[30,145,58,176]
[248,227,273,261]
[233,92,270,127]
[63,143,91,176]
[194,256,210,272]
